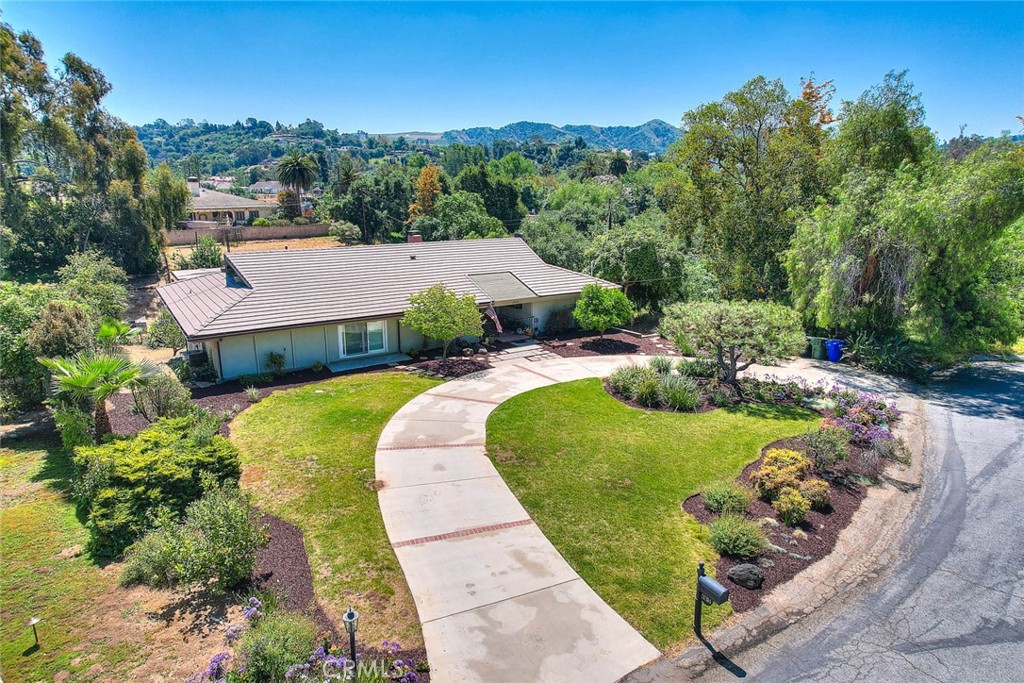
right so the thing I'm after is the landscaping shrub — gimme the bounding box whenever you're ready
[237,372,274,386]
[660,374,701,411]
[629,369,663,407]
[868,436,912,464]
[708,514,767,560]
[762,448,812,476]
[712,387,733,407]
[751,464,802,501]
[239,612,317,683]
[648,356,673,375]
[146,308,186,353]
[251,217,271,227]
[51,404,94,451]
[676,357,718,378]
[264,351,286,375]
[121,483,268,592]
[131,372,193,422]
[545,307,575,334]
[826,389,901,444]
[73,413,240,555]
[848,331,924,378]
[799,479,831,510]
[801,425,851,469]
[174,235,223,270]
[702,481,752,514]
[772,487,811,525]
[608,365,646,395]
[244,386,262,403]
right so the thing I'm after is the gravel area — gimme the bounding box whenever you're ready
[683,437,867,613]
[542,330,677,357]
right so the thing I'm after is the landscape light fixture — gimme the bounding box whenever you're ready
[694,562,730,636]
[343,606,359,681]
[28,616,42,647]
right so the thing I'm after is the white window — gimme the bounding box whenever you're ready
[339,321,387,356]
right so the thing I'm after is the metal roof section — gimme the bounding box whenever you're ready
[158,238,614,340]
[467,272,538,303]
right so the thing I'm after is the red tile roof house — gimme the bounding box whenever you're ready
[157,237,615,380]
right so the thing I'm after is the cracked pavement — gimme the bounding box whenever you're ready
[698,361,1024,683]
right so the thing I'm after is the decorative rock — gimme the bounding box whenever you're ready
[727,563,765,589]
[54,672,70,683]
[757,516,780,528]
[789,539,799,546]
[793,529,808,540]
[755,557,775,568]
[767,543,787,554]
[787,552,813,561]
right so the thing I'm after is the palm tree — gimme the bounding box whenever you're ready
[97,318,140,351]
[39,353,154,440]
[331,154,359,196]
[276,149,318,218]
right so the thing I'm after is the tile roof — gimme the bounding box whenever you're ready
[157,238,614,339]
[190,187,275,211]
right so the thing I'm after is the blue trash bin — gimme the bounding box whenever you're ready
[825,339,845,363]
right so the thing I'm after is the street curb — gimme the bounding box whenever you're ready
[620,393,928,683]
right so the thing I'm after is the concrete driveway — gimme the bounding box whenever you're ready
[375,355,660,683]
[697,361,1024,683]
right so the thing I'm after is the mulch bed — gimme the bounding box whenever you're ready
[603,378,720,414]
[409,355,491,378]
[541,330,677,358]
[252,513,336,634]
[251,513,430,678]
[683,437,868,612]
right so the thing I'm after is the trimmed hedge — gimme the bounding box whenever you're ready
[73,412,240,555]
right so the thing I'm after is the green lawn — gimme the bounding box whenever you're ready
[487,378,819,649]
[230,371,440,648]
[0,438,139,682]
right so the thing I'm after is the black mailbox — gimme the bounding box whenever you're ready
[698,574,730,605]
[694,561,730,635]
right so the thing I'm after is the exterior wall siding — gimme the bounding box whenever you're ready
[531,295,580,333]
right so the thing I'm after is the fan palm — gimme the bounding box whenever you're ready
[276,149,319,217]
[332,154,359,196]
[39,353,155,440]
[97,318,140,351]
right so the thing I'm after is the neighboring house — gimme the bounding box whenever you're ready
[248,180,284,195]
[185,177,277,226]
[157,237,615,380]
[204,175,235,190]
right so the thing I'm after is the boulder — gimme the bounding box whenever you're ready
[727,563,765,590]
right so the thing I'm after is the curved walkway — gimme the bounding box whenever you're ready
[375,354,658,683]
[374,354,909,682]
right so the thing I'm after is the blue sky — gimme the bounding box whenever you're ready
[4,2,1022,140]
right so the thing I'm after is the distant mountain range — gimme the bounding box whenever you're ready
[424,119,681,153]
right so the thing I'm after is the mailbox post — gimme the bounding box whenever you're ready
[694,562,730,636]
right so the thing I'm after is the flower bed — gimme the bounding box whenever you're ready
[682,379,906,611]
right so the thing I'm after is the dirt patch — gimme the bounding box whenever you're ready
[410,356,491,378]
[542,330,677,357]
[683,438,868,612]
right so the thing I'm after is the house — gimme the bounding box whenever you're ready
[203,175,235,190]
[157,237,615,380]
[248,180,283,195]
[185,177,277,226]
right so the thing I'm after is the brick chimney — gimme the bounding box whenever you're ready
[407,230,423,243]
[186,176,201,197]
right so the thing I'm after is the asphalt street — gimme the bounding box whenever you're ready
[698,361,1024,683]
